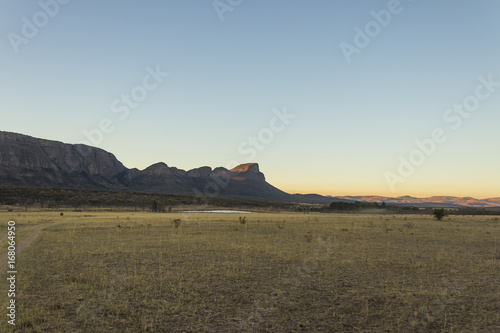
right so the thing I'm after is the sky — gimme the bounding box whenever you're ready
[1,0,500,198]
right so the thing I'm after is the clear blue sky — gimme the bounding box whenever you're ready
[1,0,499,198]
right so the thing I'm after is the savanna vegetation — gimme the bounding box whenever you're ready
[0,186,300,213]
[0,211,499,332]
[2,186,500,217]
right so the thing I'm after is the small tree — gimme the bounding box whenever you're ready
[152,200,165,213]
[433,208,447,221]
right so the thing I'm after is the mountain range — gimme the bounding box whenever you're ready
[0,131,499,208]
[333,195,500,208]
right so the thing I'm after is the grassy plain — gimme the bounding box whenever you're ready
[0,211,499,332]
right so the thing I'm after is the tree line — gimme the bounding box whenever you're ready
[311,201,500,216]
[0,186,299,212]
[1,186,498,215]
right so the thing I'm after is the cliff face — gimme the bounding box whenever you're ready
[0,131,128,189]
[0,132,126,176]
[0,131,291,201]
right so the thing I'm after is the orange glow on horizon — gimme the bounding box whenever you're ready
[277,185,499,200]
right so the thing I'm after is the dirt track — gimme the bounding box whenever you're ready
[0,222,63,274]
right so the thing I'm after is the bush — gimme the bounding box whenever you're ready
[172,219,182,228]
[433,208,447,221]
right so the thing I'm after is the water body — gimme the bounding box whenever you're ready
[181,210,254,214]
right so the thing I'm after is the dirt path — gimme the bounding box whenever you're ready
[0,221,64,274]
[0,223,50,243]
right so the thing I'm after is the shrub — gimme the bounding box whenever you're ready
[304,233,313,243]
[172,219,182,228]
[433,208,447,221]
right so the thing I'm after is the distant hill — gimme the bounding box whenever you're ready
[332,195,500,208]
[0,131,498,207]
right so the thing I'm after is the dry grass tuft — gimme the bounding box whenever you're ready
[172,218,182,228]
[276,220,285,229]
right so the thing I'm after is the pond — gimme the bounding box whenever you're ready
[180,210,254,214]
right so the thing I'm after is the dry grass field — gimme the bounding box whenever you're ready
[0,211,499,332]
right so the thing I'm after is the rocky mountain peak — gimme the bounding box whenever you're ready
[230,163,260,173]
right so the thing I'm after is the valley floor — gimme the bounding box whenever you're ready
[0,211,499,332]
